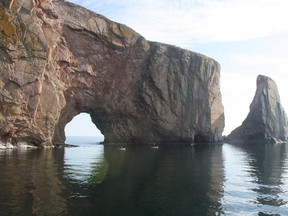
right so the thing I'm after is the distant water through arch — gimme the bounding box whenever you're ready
[65,113,104,144]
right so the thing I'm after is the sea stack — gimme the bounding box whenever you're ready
[227,75,288,144]
[0,0,224,147]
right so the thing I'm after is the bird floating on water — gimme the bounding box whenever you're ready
[119,147,126,151]
[151,143,159,149]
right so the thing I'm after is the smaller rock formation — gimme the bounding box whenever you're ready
[227,75,288,144]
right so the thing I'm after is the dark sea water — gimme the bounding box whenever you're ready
[0,136,287,216]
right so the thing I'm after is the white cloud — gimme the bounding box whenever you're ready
[228,53,288,76]
[229,52,285,66]
[68,0,288,45]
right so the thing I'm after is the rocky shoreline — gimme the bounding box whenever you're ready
[0,141,38,149]
[0,141,80,149]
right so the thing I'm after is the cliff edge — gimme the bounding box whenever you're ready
[0,0,224,147]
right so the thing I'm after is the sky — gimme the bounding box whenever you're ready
[65,0,288,137]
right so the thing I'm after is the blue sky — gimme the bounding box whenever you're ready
[65,0,288,137]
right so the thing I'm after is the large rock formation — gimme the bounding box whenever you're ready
[0,0,224,147]
[227,75,288,144]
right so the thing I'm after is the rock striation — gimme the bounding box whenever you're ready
[227,75,288,144]
[0,0,224,147]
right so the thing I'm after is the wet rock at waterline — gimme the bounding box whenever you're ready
[0,0,224,147]
[227,75,288,144]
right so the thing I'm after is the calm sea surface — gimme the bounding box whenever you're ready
[0,136,287,216]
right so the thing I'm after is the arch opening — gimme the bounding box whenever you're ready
[65,113,104,144]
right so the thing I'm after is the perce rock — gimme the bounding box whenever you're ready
[0,0,224,147]
[227,75,288,144]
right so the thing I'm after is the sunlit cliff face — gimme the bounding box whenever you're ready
[0,0,224,146]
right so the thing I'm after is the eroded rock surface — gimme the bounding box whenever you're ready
[0,0,224,146]
[227,75,288,144]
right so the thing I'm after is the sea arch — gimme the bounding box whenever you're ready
[52,93,106,145]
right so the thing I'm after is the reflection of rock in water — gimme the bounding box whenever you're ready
[88,145,225,215]
[88,159,109,184]
[30,150,68,215]
[206,145,225,215]
[0,149,68,216]
[243,143,288,207]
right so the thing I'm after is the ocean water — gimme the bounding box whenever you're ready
[0,137,287,215]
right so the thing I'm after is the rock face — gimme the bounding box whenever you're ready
[227,75,288,144]
[0,0,224,146]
